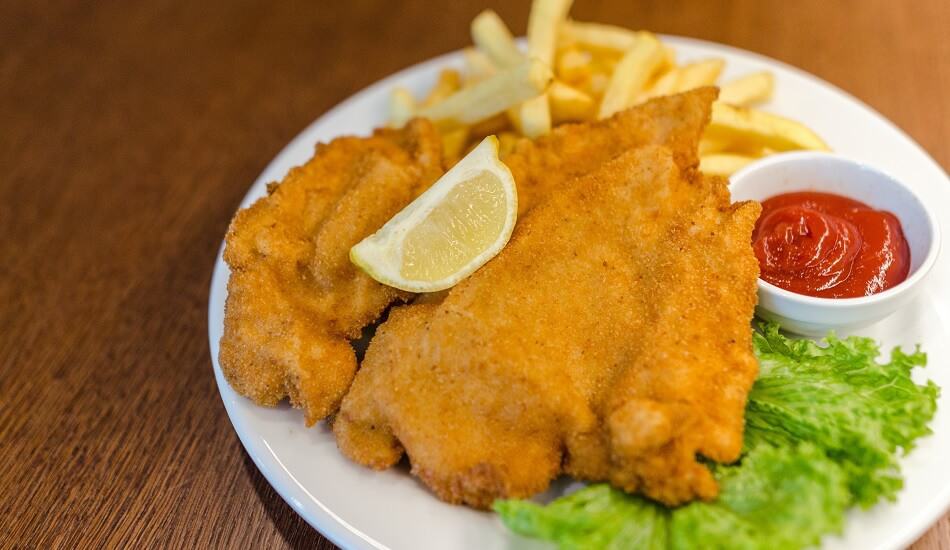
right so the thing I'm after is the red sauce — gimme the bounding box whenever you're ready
[752,191,910,298]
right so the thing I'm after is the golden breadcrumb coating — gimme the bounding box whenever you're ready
[504,87,718,213]
[334,91,760,508]
[220,119,442,424]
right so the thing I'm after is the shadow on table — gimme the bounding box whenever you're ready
[242,450,339,550]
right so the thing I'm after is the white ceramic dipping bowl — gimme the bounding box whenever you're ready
[729,152,941,336]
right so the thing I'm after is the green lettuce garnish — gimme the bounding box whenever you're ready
[498,443,848,550]
[495,323,939,550]
[669,443,849,550]
[748,323,938,505]
[496,485,668,550]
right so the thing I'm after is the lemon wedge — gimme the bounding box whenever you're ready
[351,136,518,292]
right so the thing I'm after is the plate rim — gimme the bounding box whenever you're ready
[208,34,950,550]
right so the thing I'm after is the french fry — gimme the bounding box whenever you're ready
[506,104,524,134]
[527,0,574,66]
[587,72,610,97]
[507,97,552,136]
[672,58,725,93]
[595,52,620,73]
[520,0,574,137]
[422,69,462,107]
[389,87,416,127]
[549,80,595,122]
[638,58,722,103]
[556,47,593,83]
[658,45,677,73]
[559,20,638,52]
[471,10,522,69]
[437,7,820,159]
[699,133,774,156]
[707,102,830,151]
[698,135,731,156]
[563,48,616,99]
[441,127,471,165]
[416,59,553,129]
[719,71,775,106]
[661,44,676,70]
[497,131,522,157]
[700,153,757,177]
[463,48,497,83]
[638,67,680,103]
[468,112,511,137]
[519,95,551,138]
[598,32,664,118]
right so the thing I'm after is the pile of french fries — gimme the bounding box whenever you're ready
[389,0,830,176]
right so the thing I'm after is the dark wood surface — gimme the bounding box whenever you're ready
[2,0,948,548]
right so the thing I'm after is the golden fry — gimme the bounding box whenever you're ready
[471,10,522,69]
[698,134,731,155]
[519,94,552,138]
[506,104,523,134]
[416,59,553,129]
[638,67,680,103]
[672,59,725,93]
[658,45,677,73]
[520,0,574,138]
[422,69,462,107]
[719,71,775,106]
[462,48,497,83]
[587,72,610,97]
[559,20,638,52]
[468,112,511,137]
[598,32,664,118]
[527,0,575,66]
[497,131,522,157]
[549,80,595,122]
[700,153,756,177]
[389,87,416,128]
[707,102,829,151]
[441,127,471,165]
[556,47,593,83]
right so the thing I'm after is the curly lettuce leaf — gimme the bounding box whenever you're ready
[748,323,939,505]
[497,444,848,550]
[495,485,667,550]
[496,323,939,549]
[670,443,849,550]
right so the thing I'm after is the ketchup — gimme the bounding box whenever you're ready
[752,191,910,298]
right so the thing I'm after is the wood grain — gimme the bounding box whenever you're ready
[0,0,946,548]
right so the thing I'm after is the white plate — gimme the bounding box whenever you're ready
[208,36,950,550]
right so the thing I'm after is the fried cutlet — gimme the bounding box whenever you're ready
[219,119,442,424]
[333,93,761,509]
[504,87,718,213]
[220,89,716,426]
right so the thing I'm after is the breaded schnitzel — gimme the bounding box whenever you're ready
[220,119,442,424]
[220,90,716,427]
[334,94,760,508]
[504,87,717,213]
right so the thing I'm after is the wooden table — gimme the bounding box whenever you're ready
[2,0,947,547]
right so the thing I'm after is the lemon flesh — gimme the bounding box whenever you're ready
[402,170,507,281]
[350,136,517,292]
